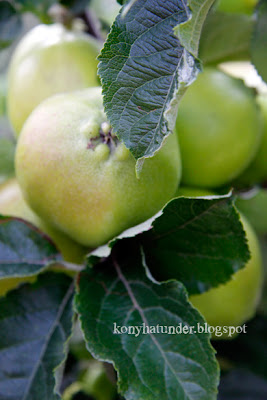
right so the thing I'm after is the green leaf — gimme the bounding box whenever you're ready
[0,217,61,279]
[98,0,203,170]
[251,0,267,83]
[0,272,74,400]
[175,0,215,58]
[76,240,219,400]
[0,1,22,49]
[199,11,253,65]
[140,195,250,294]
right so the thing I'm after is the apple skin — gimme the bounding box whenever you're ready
[217,0,257,15]
[176,188,263,339]
[0,179,88,265]
[7,23,101,137]
[15,87,181,248]
[175,67,263,188]
[236,189,267,235]
[235,94,267,186]
[90,0,121,26]
[175,186,215,198]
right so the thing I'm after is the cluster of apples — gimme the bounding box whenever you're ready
[0,18,265,339]
[1,23,181,291]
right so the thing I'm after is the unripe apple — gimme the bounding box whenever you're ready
[7,23,101,136]
[217,0,257,15]
[176,188,263,339]
[90,0,121,27]
[175,67,263,188]
[175,186,215,198]
[0,179,88,265]
[235,94,267,186]
[15,87,181,248]
[236,189,267,235]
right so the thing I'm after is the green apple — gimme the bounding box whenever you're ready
[90,0,121,27]
[236,189,267,235]
[217,0,257,14]
[0,179,88,265]
[7,23,101,136]
[176,188,263,339]
[175,67,263,188]
[15,87,181,248]
[235,94,267,186]
[175,186,215,198]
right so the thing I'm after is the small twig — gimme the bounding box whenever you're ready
[51,261,84,273]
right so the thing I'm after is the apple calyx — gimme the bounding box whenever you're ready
[87,122,116,149]
[86,121,130,162]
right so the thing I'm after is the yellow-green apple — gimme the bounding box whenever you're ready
[90,0,121,27]
[7,23,101,136]
[235,94,267,186]
[176,188,263,339]
[175,186,215,198]
[175,67,263,188]
[15,87,181,248]
[236,189,267,235]
[217,0,257,14]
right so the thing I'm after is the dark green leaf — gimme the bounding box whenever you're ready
[98,0,205,171]
[0,272,74,400]
[251,0,267,83]
[0,1,22,49]
[199,11,253,65]
[0,138,15,184]
[141,195,250,294]
[0,217,61,279]
[76,240,219,400]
